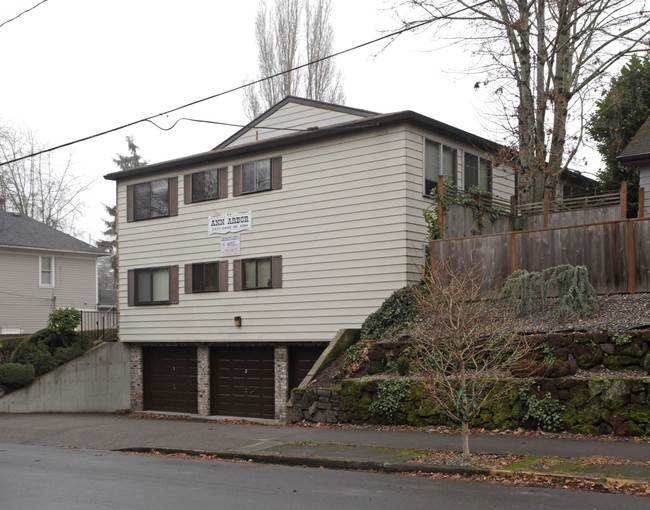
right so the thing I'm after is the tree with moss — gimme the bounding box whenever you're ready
[588,55,650,216]
[411,262,532,463]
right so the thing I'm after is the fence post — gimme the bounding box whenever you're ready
[639,187,645,218]
[621,181,628,219]
[627,220,635,294]
[509,233,517,274]
[543,191,549,228]
[437,175,444,239]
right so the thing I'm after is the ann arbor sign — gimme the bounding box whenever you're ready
[208,211,252,235]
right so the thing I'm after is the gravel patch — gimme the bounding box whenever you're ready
[503,293,650,334]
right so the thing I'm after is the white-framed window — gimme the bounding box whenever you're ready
[463,153,492,192]
[424,138,457,196]
[39,256,54,287]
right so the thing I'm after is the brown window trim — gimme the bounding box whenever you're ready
[127,177,178,222]
[128,266,179,306]
[184,167,228,204]
[233,156,282,197]
[185,261,228,293]
[233,256,282,291]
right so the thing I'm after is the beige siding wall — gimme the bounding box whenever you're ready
[0,248,98,334]
[418,131,516,201]
[117,125,422,344]
[226,103,368,147]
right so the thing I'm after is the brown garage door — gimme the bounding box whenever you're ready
[210,347,275,419]
[289,345,325,392]
[143,347,198,414]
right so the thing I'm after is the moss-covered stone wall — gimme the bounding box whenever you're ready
[292,377,650,436]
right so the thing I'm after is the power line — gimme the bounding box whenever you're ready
[0,17,437,168]
[0,0,49,31]
[145,117,307,133]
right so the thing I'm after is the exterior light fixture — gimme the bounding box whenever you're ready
[234,316,242,327]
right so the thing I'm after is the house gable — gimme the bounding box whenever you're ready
[215,96,377,150]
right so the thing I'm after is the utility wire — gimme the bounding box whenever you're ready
[0,17,439,168]
[145,117,306,133]
[0,0,495,167]
[0,0,49,30]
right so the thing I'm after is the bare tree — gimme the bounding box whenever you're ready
[0,122,89,233]
[244,0,345,119]
[411,262,532,462]
[397,1,650,200]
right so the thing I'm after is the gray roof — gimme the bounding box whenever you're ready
[0,211,106,255]
[105,109,502,182]
[618,116,650,164]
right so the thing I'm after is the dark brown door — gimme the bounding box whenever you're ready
[289,345,325,392]
[210,347,275,419]
[143,347,198,414]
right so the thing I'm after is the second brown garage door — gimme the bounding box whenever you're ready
[210,347,275,419]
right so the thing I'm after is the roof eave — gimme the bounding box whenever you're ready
[0,244,108,256]
[104,111,503,182]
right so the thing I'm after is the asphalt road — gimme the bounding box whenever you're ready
[1,442,647,510]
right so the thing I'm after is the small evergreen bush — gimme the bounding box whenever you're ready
[0,363,35,389]
[47,308,81,347]
[10,339,56,377]
[501,264,597,318]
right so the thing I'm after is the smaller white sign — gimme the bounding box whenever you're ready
[221,234,241,257]
[209,211,252,235]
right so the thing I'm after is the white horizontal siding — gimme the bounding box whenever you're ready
[226,102,369,147]
[640,165,650,215]
[117,125,414,344]
[0,248,98,334]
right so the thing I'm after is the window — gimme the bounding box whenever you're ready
[242,160,271,194]
[233,157,282,196]
[39,256,54,287]
[185,261,228,293]
[233,256,282,290]
[128,266,179,306]
[463,154,492,192]
[424,139,457,196]
[127,177,178,222]
[185,168,227,204]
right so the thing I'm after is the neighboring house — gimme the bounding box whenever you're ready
[0,208,106,335]
[104,96,519,421]
[618,115,650,215]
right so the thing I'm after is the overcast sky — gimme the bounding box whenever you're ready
[0,0,600,243]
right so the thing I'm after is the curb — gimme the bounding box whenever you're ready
[117,447,650,487]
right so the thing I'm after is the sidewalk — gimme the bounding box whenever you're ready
[1,413,648,484]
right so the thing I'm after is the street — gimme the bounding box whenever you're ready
[0,442,646,510]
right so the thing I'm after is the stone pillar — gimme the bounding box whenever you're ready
[274,346,289,423]
[197,346,210,416]
[130,345,143,411]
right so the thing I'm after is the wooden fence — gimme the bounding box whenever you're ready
[435,177,641,238]
[430,217,650,295]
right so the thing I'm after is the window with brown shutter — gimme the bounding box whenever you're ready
[128,266,179,305]
[234,256,282,290]
[184,168,228,204]
[233,157,282,196]
[127,177,178,221]
[185,261,228,293]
